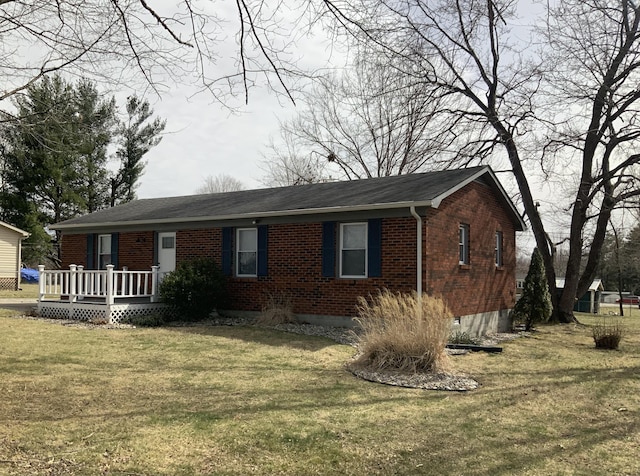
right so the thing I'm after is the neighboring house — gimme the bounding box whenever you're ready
[0,221,29,290]
[48,166,526,334]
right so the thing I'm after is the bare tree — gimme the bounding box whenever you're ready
[318,0,640,322]
[0,0,307,108]
[196,174,245,194]
[262,51,456,184]
[261,131,330,186]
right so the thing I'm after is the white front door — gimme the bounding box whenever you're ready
[157,232,176,275]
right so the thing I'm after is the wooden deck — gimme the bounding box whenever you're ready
[37,265,169,323]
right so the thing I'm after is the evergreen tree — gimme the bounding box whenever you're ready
[110,96,165,206]
[513,248,552,331]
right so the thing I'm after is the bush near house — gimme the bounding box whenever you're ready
[351,290,451,373]
[159,257,227,321]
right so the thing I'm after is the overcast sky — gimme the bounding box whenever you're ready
[136,88,293,198]
[130,2,343,199]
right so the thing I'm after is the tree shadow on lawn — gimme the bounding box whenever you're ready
[165,322,350,352]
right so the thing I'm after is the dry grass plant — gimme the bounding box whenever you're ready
[592,319,624,349]
[352,290,451,373]
[255,290,295,325]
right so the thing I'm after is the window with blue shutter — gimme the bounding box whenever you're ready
[257,225,268,276]
[86,234,95,269]
[110,233,119,269]
[222,227,233,276]
[322,222,336,277]
[367,218,382,277]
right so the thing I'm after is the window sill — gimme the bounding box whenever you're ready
[495,266,505,271]
[458,264,471,270]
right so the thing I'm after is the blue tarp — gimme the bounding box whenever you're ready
[21,268,39,283]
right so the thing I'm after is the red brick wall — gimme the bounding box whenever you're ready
[60,232,154,271]
[425,181,516,316]
[60,234,87,268]
[118,231,154,270]
[58,181,516,318]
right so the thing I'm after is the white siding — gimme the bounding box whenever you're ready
[0,226,20,279]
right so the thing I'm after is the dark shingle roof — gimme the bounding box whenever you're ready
[52,166,524,230]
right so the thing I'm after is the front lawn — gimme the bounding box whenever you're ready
[0,283,39,299]
[0,312,639,475]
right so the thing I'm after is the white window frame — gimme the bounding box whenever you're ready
[495,231,503,267]
[236,228,258,277]
[339,222,368,278]
[459,224,470,265]
[98,234,112,269]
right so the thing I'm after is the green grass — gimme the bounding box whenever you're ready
[0,283,39,299]
[0,310,639,475]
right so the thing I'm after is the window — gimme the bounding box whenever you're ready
[340,223,367,277]
[459,224,470,265]
[236,228,257,276]
[161,235,175,250]
[98,234,112,269]
[495,231,503,267]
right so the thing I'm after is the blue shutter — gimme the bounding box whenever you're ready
[368,219,382,277]
[257,225,268,276]
[222,227,233,276]
[111,233,119,269]
[153,231,159,266]
[322,222,336,277]
[86,234,95,269]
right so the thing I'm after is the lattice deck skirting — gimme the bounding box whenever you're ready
[38,300,170,324]
[0,277,18,290]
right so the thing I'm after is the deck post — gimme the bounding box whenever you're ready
[151,265,160,303]
[106,265,115,323]
[37,265,45,302]
[69,265,77,303]
[77,265,84,300]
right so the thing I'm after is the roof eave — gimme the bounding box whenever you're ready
[50,200,434,231]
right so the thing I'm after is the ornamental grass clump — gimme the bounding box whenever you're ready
[352,290,451,373]
[255,290,295,325]
[592,320,624,350]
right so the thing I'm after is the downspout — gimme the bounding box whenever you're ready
[410,206,422,302]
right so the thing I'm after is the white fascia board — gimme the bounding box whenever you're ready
[50,200,433,231]
[0,220,30,237]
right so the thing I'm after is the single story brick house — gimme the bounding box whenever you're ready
[0,221,29,290]
[49,166,525,333]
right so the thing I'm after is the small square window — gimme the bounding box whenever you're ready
[161,236,175,249]
[340,223,367,277]
[236,228,257,276]
[459,224,470,265]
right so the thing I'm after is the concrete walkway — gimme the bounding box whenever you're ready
[0,298,38,314]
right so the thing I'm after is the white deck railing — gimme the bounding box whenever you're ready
[37,264,162,304]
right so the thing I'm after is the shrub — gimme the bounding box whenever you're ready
[255,290,296,325]
[159,258,227,321]
[352,290,451,373]
[449,330,480,345]
[127,313,168,327]
[592,320,623,350]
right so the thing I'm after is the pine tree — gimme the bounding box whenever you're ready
[513,248,552,330]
